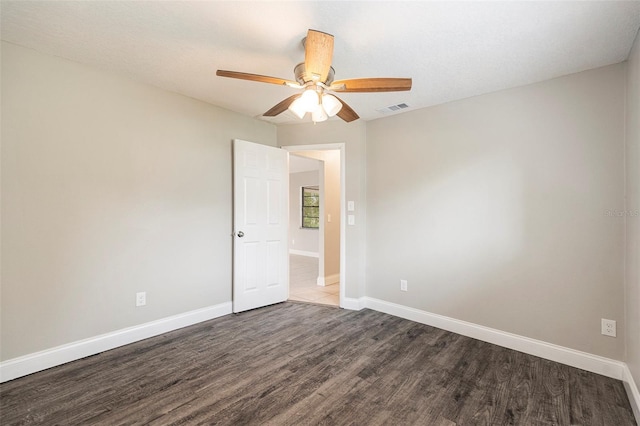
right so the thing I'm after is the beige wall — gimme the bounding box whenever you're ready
[366,64,626,359]
[0,42,276,360]
[289,170,320,255]
[278,121,367,298]
[625,30,640,385]
[3,36,634,372]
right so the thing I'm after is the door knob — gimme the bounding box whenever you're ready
[237,231,244,238]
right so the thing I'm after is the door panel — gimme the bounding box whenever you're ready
[233,140,288,313]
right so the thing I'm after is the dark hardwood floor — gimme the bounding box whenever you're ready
[0,302,636,425]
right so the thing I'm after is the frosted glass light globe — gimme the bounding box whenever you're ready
[312,105,328,122]
[288,97,306,119]
[322,94,342,117]
[300,89,320,113]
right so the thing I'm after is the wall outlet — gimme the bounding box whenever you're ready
[601,318,616,337]
[400,279,408,292]
[136,292,146,307]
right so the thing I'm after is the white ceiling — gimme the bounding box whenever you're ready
[2,1,639,124]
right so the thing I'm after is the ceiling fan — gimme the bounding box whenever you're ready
[216,29,412,123]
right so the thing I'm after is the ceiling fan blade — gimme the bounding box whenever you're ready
[263,94,301,117]
[304,29,334,83]
[216,70,298,87]
[333,95,359,123]
[330,78,412,93]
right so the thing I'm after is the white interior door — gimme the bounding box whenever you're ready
[233,139,289,313]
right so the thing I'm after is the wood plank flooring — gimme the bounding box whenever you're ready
[0,302,636,425]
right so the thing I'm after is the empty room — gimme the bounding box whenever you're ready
[1,1,639,425]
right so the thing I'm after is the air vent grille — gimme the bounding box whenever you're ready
[376,103,410,114]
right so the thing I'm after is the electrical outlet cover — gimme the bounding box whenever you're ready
[601,318,616,337]
[136,292,146,307]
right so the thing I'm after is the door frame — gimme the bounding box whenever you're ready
[282,143,346,308]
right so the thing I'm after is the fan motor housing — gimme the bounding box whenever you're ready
[294,63,335,86]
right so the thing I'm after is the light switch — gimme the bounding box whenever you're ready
[348,201,355,211]
[348,215,355,226]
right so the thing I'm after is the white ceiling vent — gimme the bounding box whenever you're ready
[376,103,410,114]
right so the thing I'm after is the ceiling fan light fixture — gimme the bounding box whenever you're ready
[322,93,342,117]
[300,88,320,112]
[312,104,328,123]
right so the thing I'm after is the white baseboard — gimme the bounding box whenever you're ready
[316,274,339,286]
[623,364,640,423]
[0,302,232,383]
[363,297,625,380]
[341,297,366,311]
[3,296,637,423]
[289,249,319,258]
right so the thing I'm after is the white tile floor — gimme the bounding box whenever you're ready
[289,254,339,306]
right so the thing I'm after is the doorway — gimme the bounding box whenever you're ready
[285,144,345,307]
